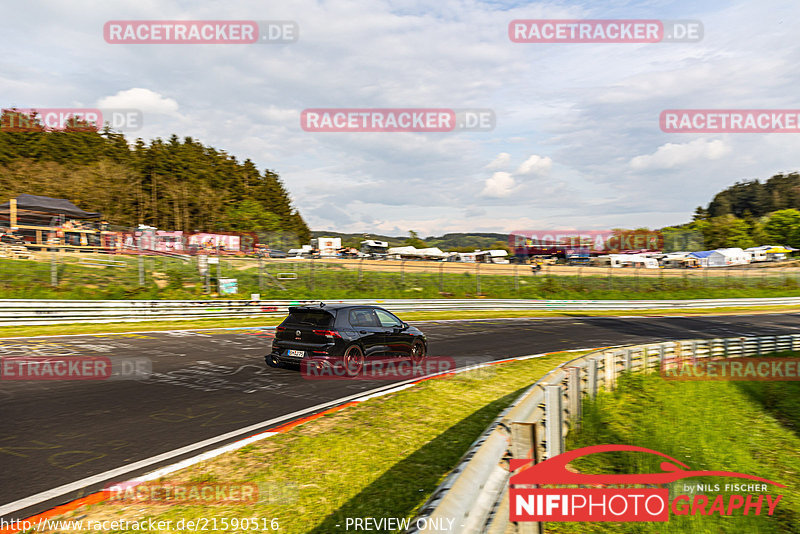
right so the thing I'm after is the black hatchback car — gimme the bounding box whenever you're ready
[267,303,427,374]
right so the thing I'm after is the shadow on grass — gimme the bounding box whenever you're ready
[726,351,800,438]
[558,373,800,534]
[306,388,527,534]
[733,382,800,438]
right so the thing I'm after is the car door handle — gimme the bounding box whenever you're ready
[359,330,367,334]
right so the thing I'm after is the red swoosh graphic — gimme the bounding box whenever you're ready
[510,444,785,488]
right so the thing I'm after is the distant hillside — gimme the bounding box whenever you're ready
[0,109,310,243]
[706,172,800,218]
[660,171,800,250]
[425,232,508,251]
[311,231,406,247]
[311,231,510,251]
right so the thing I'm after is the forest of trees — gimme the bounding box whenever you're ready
[661,172,800,250]
[0,109,310,244]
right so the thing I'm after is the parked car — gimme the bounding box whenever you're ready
[267,249,287,258]
[267,303,427,375]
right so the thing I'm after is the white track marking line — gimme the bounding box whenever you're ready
[0,347,604,517]
[0,378,418,517]
[133,432,281,483]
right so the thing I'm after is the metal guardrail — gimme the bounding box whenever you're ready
[409,333,800,534]
[0,297,798,326]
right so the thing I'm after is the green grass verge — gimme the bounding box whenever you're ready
[4,255,800,300]
[548,359,800,534]
[45,351,590,534]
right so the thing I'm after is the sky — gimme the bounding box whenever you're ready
[2,0,798,237]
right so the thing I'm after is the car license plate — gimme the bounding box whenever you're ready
[287,350,305,358]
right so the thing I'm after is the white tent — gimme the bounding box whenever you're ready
[715,248,750,266]
[691,248,750,267]
[387,246,446,260]
[591,254,657,268]
[612,254,659,268]
[483,249,509,264]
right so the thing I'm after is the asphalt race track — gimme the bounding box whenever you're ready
[1,313,800,520]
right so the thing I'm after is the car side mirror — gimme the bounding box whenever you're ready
[401,322,409,330]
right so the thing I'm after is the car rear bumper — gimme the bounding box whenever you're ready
[270,343,344,366]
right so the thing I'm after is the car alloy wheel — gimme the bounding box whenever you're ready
[411,340,426,365]
[343,345,365,376]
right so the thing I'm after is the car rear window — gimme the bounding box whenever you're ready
[283,309,334,327]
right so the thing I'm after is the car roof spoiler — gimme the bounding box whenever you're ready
[288,302,330,313]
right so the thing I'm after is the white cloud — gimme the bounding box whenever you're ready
[481,172,516,198]
[5,0,800,233]
[485,152,511,169]
[96,88,179,116]
[629,139,731,171]
[258,106,298,124]
[515,155,553,176]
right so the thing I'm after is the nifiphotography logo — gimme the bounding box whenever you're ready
[509,444,785,523]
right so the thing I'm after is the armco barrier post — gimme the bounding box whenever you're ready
[509,423,544,534]
[544,385,563,459]
[567,367,581,427]
[642,347,649,374]
[604,352,616,390]
[138,255,145,286]
[50,249,57,287]
[587,359,598,398]
[511,422,539,463]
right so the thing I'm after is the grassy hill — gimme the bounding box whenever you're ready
[311,231,509,251]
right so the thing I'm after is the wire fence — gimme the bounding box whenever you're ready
[1,254,800,300]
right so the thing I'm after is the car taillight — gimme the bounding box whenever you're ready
[313,329,341,338]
